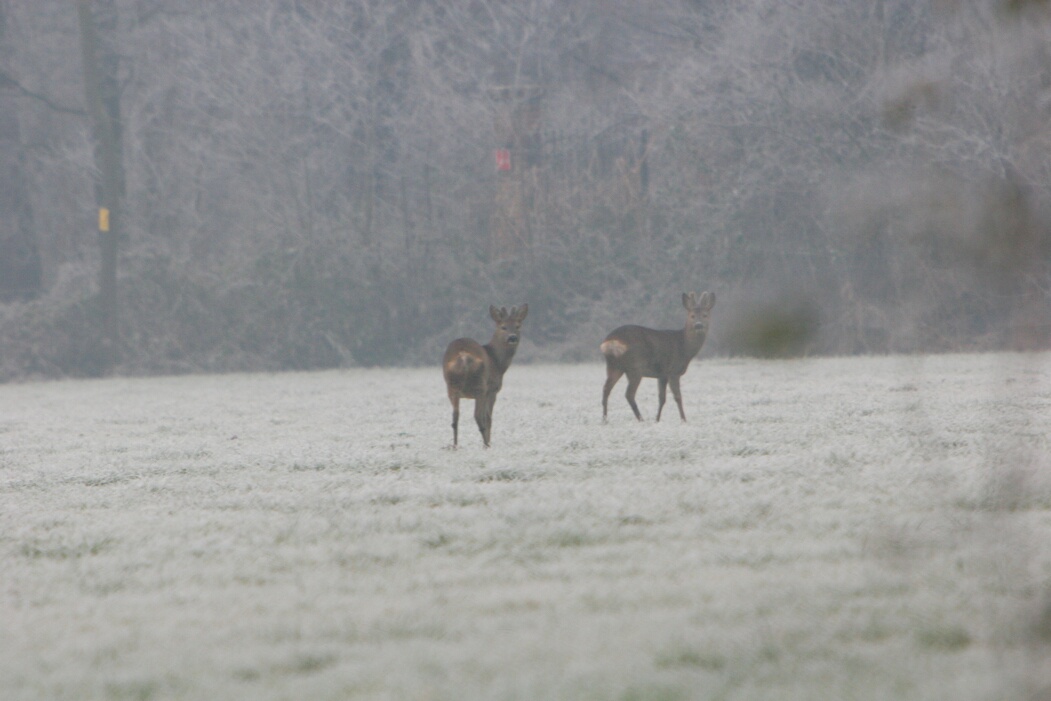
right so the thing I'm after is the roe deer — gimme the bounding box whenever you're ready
[601,291,716,422]
[442,304,528,447]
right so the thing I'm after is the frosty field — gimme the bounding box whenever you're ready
[2,353,1051,701]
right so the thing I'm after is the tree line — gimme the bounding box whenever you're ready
[0,0,1048,381]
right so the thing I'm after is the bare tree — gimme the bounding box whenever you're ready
[0,0,41,302]
[1,0,1048,378]
[76,0,124,361]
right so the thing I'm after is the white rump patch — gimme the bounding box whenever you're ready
[448,351,479,372]
[600,339,628,358]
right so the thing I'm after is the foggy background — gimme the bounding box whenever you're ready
[1,0,1049,380]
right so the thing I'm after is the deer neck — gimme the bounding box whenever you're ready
[682,327,707,356]
[484,339,516,374]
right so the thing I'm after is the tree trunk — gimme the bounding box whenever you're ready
[76,0,124,363]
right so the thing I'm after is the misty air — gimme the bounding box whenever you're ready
[1,2,1050,699]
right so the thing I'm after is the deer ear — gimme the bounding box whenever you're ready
[490,305,502,322]
[682,292,696,310]
[700,291,716,310]
[515,303,528,321]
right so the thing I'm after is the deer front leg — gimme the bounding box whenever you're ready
[669,375,686,421]
[485,393,499,446]
[474,395,493,447]
[656,377,668,422]
[625,374,644,421]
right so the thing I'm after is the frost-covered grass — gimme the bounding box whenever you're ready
[2,353,1051,701]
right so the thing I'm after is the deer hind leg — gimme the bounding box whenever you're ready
[602,367,624,422]
[449,394,461,447]
[656,377,668,422]
[669,375,686,421]
[625,374,644,421]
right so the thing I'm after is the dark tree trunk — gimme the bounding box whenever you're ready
[77,0,125,364]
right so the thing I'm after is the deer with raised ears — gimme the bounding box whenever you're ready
[442,304,528,447]
[600,291,716,422]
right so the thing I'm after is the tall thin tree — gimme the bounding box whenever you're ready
[76,0,124,363]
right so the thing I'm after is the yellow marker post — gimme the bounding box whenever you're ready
[99,207,110,232]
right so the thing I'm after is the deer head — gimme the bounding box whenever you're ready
[489,304,529,349]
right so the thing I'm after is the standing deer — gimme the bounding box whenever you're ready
[442,304,528,447]
[600,291,716,422]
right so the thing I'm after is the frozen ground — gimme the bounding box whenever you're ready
[2,353,1050,700]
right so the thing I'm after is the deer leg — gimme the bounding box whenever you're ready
[656,377,668,422]
[474,396,492,448]
[484,394,498,446]
[602,368,624,422]
[449,394,460,447]
[625,374,644,421]
[669,375,686,421]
